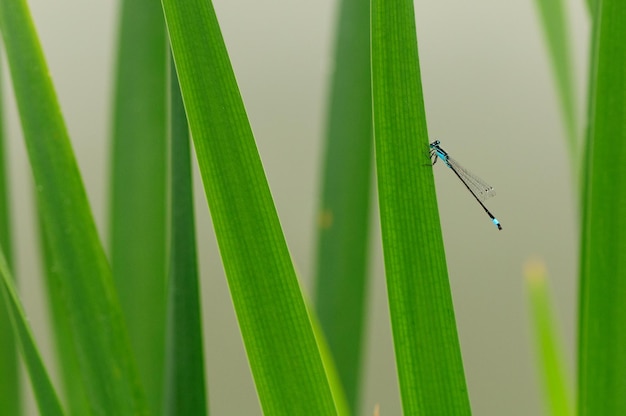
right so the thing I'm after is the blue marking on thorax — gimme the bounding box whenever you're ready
[430,142,451,168]
[435,152,452,168]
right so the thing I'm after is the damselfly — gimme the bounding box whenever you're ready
[430,140,502,230]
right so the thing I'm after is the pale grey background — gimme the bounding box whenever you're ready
[3,0,588,414]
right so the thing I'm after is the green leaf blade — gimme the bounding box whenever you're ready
[525,260,573,416]
[0,250,65,416]
[0,51,19,416]
[37,214,91,416]
[164,56,208,416]
[578,0,626,414]
[161,1,337,414]
[533,0,578,166]
[109,1,168,413]
[314,0,373,411]
[309,308,350,416]
[371,0,472,414]
[0,1,147,414]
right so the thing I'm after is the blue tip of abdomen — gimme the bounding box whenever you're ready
[492,218,503,230]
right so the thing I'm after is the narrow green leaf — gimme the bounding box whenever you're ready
[161,1,337,413]
[0,56,11,266]
[578,0,626,414]
[110,1,167,413]
[309,305,350,416]
[314,0,373,411]
[533,0,578,167]
[524,260,573,416]
[37,213,91,416]
[371,0,472,414]
[0,248,65,416]
[0,51,20,416]
[0,2,147,415]
[164,56,208,416]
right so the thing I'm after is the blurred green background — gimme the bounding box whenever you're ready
[3,0,588,414]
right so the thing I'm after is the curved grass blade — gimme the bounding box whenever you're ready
[0,52,19,416]
[163,55,208,416]
[532,0,578,168]
[371,0,471,413]
[314,0,373,411]
[161,1,338,414]
[578,0,626,414]
[525,260,573,416]
[109,1,168,412]
[0,249,65,416]
[0,2,147,414]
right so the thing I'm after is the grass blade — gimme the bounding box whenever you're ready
[163,56,208,416]
[309,306,350,416]
[0,249,64,416]
[533,0,578,166]
[314,0,373,411]
[109,1,167,413]
[0,52,19,416]
[0,1,147,414]
[161,1,337,413]
[37,213,91,416]
[578,0,626,414]
[525,260,573,416]
[371,0,471,414]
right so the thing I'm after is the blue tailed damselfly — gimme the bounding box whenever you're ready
[430,140,502,230]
